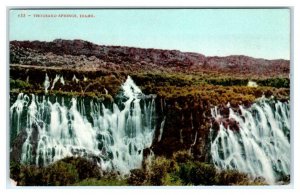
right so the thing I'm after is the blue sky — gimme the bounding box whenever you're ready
[9,9,290,60]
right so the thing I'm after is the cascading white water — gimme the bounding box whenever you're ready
[51,74,60,90]
[210,98,290,184]
[50,74,65,90]
[44,74,50,94]
[10,76,156,175]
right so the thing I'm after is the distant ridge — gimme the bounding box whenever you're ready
[10,39,289,76]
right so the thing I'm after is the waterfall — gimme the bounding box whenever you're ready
[10,76,156,175]
[44,74,50,94]
[210,98,290,184]
[51,74,60,90]
[158,116,166,142]
[72,74,79,83]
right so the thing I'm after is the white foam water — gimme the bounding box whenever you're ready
[44,74,50,94]
[10,76,156,175]
[210,98,290,184]
[51,74,60,90]
[72,74,79,83]
[122,76,143,99]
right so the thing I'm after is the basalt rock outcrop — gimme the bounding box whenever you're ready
[10,39,289,77]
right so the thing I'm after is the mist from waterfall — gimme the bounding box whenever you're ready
[10,76,156,175]
[210,98,290,184]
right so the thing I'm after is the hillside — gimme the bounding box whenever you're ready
[10,39,289,78]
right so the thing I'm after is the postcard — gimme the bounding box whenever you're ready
[8,8,290,186]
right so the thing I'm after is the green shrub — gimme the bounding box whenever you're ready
[147,156,178,186]
[142,154,264,186]
[216,169,247,185]
[178,161,217,185]
[178,161,194,185]
[148,157,170,185]
[14,157,268,186]
[189,162,216,185]
[162,172,182,186]
[18,165,44,186]
[73,178,128,186]
[43,161,79,186]
[17,158,97,186]
[206,78,248,86]
[215,169,267,185]
[256,78,290,88]
[172,150,193,164]
[10,161,20,181]
[127,169,146,186]
[61,157,102,180]
[10,79,31,89]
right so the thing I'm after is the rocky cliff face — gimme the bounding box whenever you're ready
[10,39,289,77]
